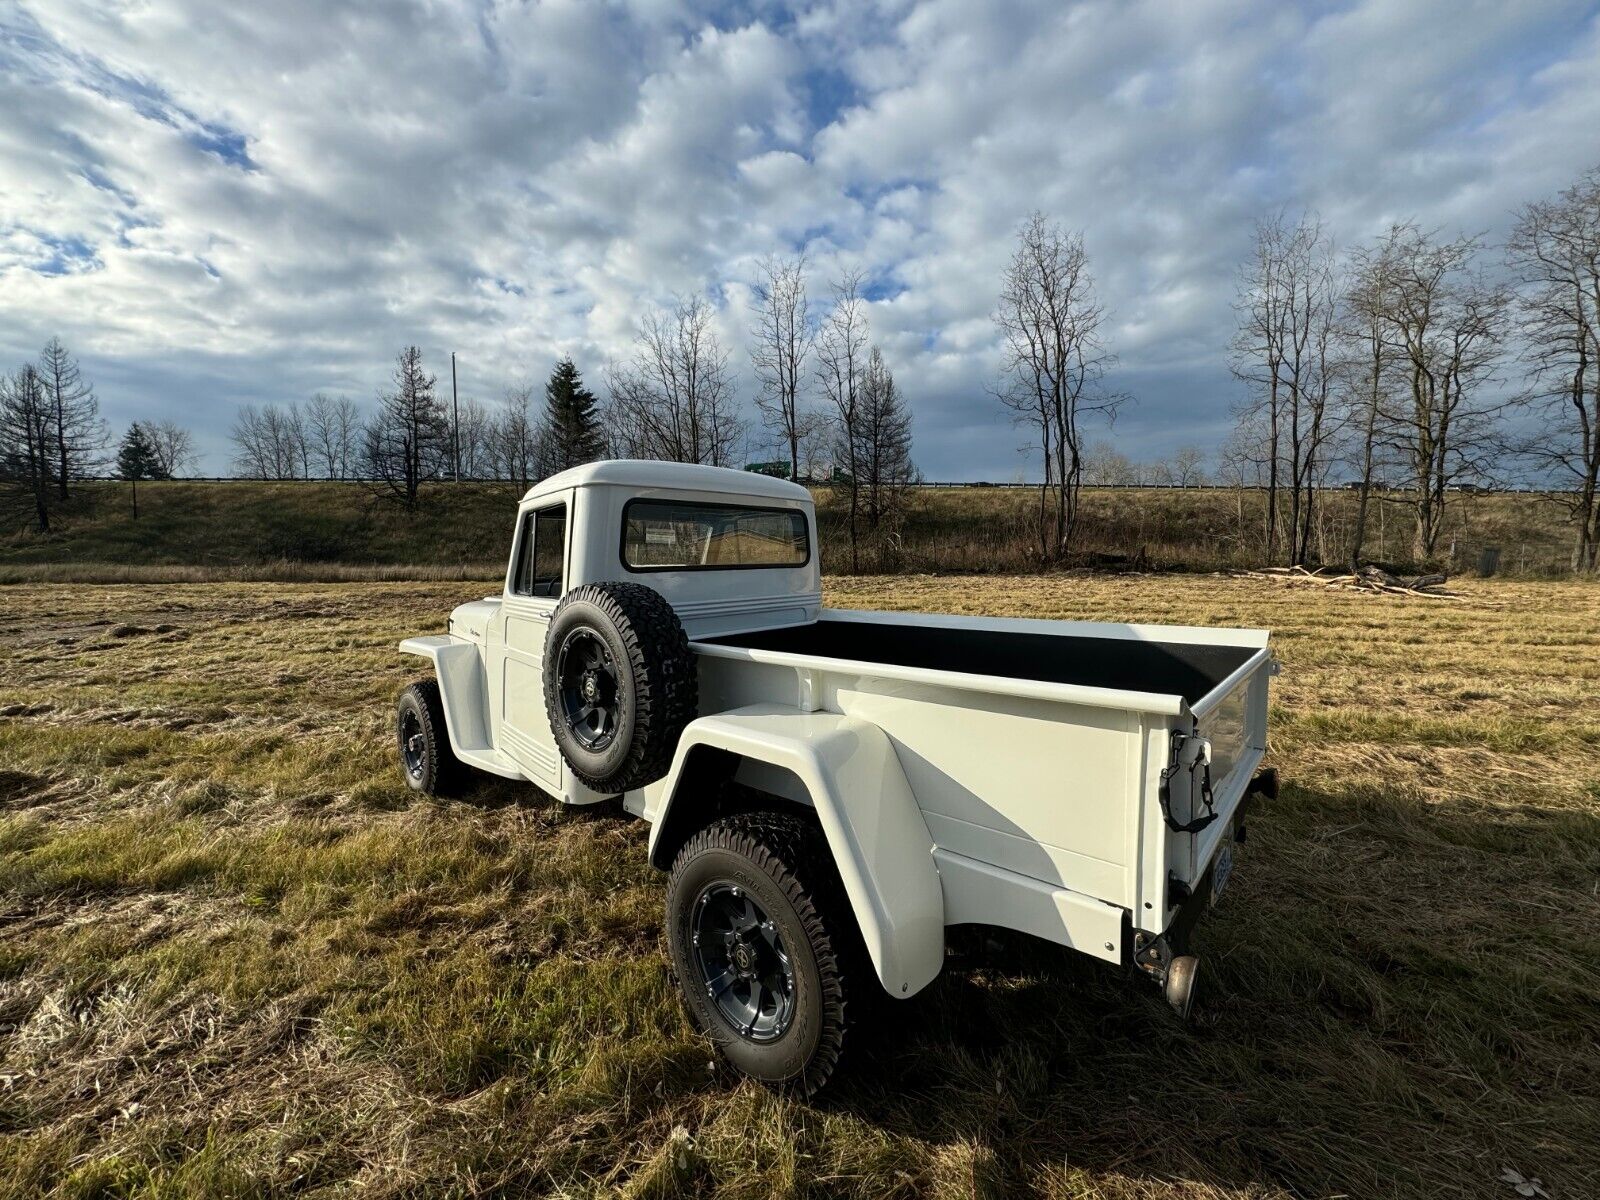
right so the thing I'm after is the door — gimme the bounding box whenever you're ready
[497,497,569,790]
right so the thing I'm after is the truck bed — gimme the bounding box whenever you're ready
[705,616,1255,708]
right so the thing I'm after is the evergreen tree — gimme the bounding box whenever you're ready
[853,346,915,529]
[544,357,604,471]
[116,422,160,520]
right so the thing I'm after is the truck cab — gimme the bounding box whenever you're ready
[404,461,821,803]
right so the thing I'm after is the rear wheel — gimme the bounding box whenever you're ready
[396,680,459,796]
[666,811,858,1094]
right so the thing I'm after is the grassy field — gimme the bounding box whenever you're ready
[0,480,1583,579]
[1,575,1598,1198]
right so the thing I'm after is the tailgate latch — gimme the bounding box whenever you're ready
[1159,731,1218,835]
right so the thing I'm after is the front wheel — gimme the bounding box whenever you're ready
[396,680,460,796]
[665,812,859,1094]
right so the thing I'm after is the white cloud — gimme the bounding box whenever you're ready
[1,0,1598,476]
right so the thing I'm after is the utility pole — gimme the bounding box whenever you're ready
[451,351,461,482]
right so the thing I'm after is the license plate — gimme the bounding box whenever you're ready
[1210,843,1235,906]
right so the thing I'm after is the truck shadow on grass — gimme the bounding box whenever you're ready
[804,779,1600,1199]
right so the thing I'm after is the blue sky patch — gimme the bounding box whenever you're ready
[27,232,102,276]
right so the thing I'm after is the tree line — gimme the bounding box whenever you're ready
[0,337,192,531]
[225,263,919,569]
[6,165,1597,572]
[972,168,1600,573]
[227,351,605,506]
[582,262,916,570]
[1223,168,1600,572]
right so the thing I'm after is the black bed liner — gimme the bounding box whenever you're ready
[705,618,1255,707]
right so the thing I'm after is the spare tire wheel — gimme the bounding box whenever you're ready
[541,581,698,792]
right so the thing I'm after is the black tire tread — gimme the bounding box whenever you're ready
[398,679,460,796]
[669,809,862,1093]
[544,581,697,793]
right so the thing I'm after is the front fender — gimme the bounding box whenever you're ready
[646,704,945,999]
[399,635,521,780]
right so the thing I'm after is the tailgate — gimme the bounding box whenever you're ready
[1182,647,1274,887]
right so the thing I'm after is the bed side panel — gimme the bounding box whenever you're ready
[834,682,1140,910]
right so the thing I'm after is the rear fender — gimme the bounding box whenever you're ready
[646,704,945,999]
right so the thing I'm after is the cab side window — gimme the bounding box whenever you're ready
[510,504,567,598]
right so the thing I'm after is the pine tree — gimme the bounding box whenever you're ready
[854,346,915,529]
[116,422,160,520]
[544,357,604,472]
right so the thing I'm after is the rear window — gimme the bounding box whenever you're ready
[622,499,809,571]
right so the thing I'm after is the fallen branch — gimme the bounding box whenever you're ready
[1226,564,1462,600]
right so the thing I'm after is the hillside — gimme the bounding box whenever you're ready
[0,479,1582,580]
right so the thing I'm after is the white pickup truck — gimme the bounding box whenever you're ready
[398,460,1277,1092]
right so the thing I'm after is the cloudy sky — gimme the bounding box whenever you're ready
[3,0,1599,479]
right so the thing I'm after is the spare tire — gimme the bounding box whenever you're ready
[541,581,698,793]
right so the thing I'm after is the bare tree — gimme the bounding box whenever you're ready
[1507,167,1600,572]
[1292,255,1342,565]
[146,420,194,477]
[230,403,305,479]
[606,295,743,467]
[490,382,546,493]
[816,269,870,571]
[794,413,834,484]
[453,397,493,479]
[994,213,1121,558]
[751,255,815,481]
[1172,445,1209,487]
[0,365,55,531]
[1341,227,1407,569]
[36,338,108,499]
[1231,214,1341,564]
[306,393,361,479]
[1379,227,1511,560]
[1232,219,1287,558]
[362,346,449,509]
[229,406,267,479]
[1083,441,1137,486]
[288,403,312,478]
[1218,421,1271,551]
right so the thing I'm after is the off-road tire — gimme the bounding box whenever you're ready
[542,582,697,793]
[666,811,861,1094]
[397,679,460,796]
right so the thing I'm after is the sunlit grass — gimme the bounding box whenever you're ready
[1,576,1597,1198]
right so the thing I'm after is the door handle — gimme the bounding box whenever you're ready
[503,599,553,622]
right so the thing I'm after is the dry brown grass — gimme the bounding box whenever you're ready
[2,575,1598,1198]
[1,479,1584,579]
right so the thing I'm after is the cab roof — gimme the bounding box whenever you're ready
[522,459,811,505]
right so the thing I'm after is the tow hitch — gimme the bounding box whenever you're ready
[1133,932,1200,1020]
